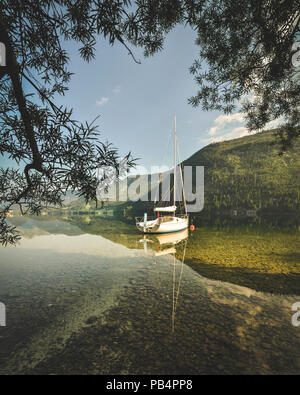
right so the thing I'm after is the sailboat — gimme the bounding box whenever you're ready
[135,116,189,234]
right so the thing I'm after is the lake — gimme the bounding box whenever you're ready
[0,215,299,374]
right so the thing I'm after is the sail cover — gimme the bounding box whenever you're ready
[154,206,176,212]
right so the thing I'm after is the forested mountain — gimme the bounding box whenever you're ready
[183,129,300,213]
[116,129,300,221]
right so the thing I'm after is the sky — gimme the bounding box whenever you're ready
[53,25,254,173]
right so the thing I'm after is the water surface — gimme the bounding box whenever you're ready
[0,216,299,374]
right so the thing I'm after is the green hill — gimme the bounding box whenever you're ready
[113,129,300,222]
[183,129,300,214]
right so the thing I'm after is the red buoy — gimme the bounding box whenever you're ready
[190,225,195,231]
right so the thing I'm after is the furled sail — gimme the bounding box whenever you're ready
[154,206,176,212]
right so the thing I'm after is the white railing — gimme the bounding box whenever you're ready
[135,214,188,223]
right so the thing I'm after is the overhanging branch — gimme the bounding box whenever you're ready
[0,19,44,176]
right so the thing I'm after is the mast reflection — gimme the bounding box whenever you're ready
[139,229,188,332]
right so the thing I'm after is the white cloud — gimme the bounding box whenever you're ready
[208,126,218,136]
[209,136,225,144]
[215,113,245,124]
[264,118,283,130]
[208,112,245,136]
[204,112,252,144]
[203,96,285,146]
[223,126,249,140]
[209,126,250,144]
[96,97,109,106]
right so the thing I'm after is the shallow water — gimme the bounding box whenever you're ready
[0,216,299,374]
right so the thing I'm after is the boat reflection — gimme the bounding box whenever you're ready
[139,229,188,332]
[139,229,188,255]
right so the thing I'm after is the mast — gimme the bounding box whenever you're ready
[173,115,177,213]
[177,146,187,215]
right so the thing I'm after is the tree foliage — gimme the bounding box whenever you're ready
[0,0,145,244]
[188,0,300,149]
[0,0,299,245]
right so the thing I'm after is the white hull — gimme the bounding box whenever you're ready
[136,216,188,234]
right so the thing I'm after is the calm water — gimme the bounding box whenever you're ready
[0,215,299,374]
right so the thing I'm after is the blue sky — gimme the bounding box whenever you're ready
[2,24,265,173]
[2,20,295,173]
[54,25,253,172]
